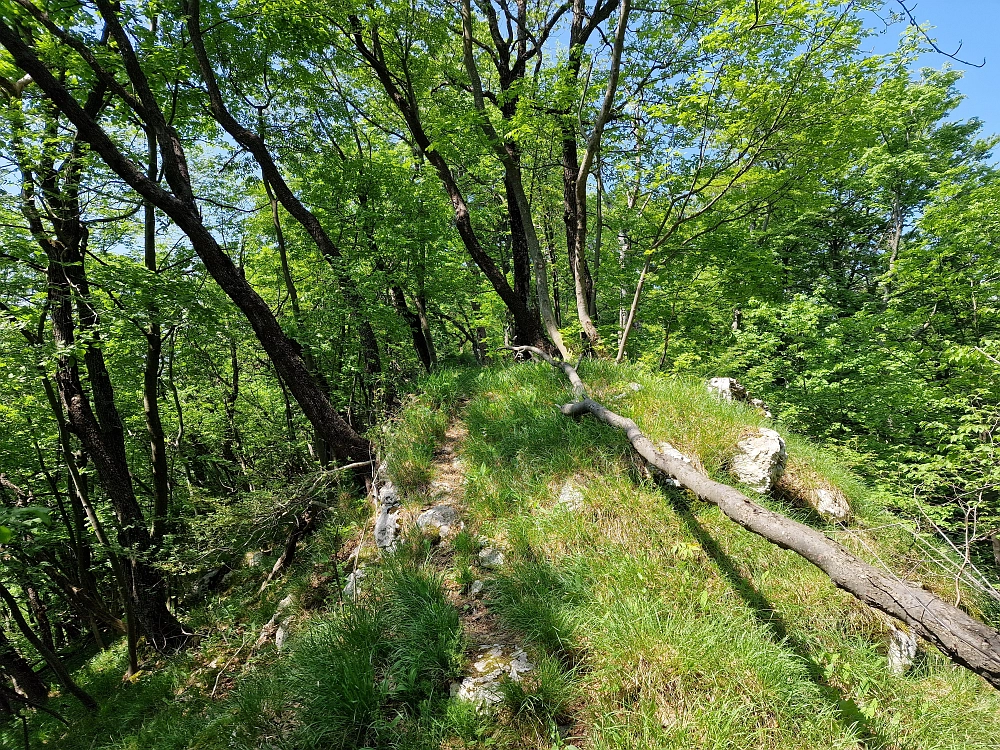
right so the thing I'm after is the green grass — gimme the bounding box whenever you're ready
[458,360,1000,749]
[8,361,1000,749]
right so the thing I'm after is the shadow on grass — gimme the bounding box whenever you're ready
[667,489,888,748]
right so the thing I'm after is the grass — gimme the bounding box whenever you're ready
[8,360,1000,749]
[457,360,1000,749]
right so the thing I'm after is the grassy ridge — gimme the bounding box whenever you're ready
[456,361,1000,749]
[6,361,1000,749]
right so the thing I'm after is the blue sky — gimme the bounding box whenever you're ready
[865,1,1000,138]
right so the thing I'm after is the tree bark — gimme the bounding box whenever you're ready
[144,124,170,544]
[560,0,618,341]
[517,347,1000,692]
[0,628,48,705]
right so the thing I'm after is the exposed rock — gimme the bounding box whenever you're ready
[708,377,748,402]
[888,620,918,675]
[374,506,401,552]
[450,645,534,708]
[376,479,400,509]
[343,568,366,600]
[468,580,485,598]
[729,428,786,493]
[275,615,294,651]
[372,473,403,553]
[478,547,504,569]
[557,480,585,511]
[417,504,462,538]
[189,565,232,600]
[257,594,296,647]
[749,398,773,419]
[810,487,852,523]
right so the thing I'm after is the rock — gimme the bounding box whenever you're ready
[189,565,233,600]
[343,568,366,600]
[243,550,264,568]
[707,377,748,402]
[749,398,773,419]
[417,504,463,538]
[888,620,918,675]
[375,505,401,552]
[376,479,400,509]
[468,580,485,598]
[810,487,852,522]
[275,615,294,651]
[557,480,585,511]
[450,645,534,708]
[729,428,786,493]
[256,594,296,647]
[478,547,504,568]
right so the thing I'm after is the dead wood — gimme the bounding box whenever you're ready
[510,346,1000,691]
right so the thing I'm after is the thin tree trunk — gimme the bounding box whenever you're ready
[570,0,629,348]
[390,285,434,372]
[616,255,650,362]
[0,582,97,711]
[458,0,570,359]
[0,628,48,705]
[144,124,170,545]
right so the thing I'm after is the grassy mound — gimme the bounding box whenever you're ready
[7,361,1000,749]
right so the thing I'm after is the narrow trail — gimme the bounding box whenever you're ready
[422,420,517,650]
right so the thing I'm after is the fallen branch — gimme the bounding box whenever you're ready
[514,346,1000,690]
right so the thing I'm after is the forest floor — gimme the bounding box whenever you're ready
[8,361,1000,749]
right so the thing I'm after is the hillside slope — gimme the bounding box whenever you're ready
[9,362,1000,750]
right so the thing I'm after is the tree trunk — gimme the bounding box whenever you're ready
[0,628,48,705]
[45,238,188,654]
[0,582,97,711]
[390,285,434,372]
[144,125,170,544]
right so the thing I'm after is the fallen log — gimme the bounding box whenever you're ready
[510,346,1000,690]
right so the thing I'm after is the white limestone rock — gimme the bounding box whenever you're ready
[810,487,852,522]
[417,504,463,538]
[888,620,918,675]
[374,506,401,552]
[343,568,366,600]
[557,480,585,511]
[275,615,294,651]
[707,377,748,402]
[478,547,505,569]
[450,645,534,708]
[729,428,786,493]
